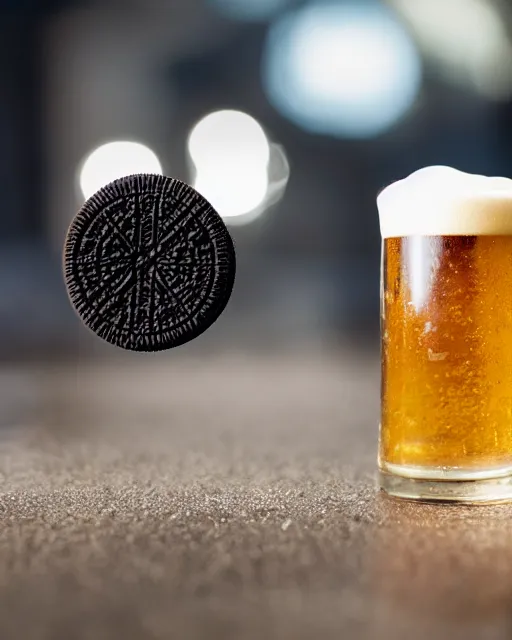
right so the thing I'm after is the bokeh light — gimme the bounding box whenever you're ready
[389,0,512,100]
[194,169,269,222]
[188,110,270,168]
[188,110,271,224]
[208,0,293,22]
[262,2,422,138]
[79,141,163,200]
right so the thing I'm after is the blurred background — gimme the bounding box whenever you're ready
[2,0,512,361]
[1,5,512,637]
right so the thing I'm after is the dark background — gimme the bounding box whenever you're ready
[3,0,510,361]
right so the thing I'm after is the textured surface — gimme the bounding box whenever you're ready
[1,352,512,640]
[64,175,236,351]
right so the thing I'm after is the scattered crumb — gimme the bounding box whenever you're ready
[281,518,292,531]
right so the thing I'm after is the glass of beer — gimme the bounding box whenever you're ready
[378,166,512,503]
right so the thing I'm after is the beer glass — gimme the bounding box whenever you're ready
[378,167,512,502]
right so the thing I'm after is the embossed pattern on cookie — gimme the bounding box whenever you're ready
[64,174,236,351]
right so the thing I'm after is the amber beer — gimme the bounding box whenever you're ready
[378,166,512,502]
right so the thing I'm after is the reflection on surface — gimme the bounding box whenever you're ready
[404,235,442,312]
[372,494,512,630]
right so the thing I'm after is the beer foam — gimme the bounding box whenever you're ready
[377,166,512,237]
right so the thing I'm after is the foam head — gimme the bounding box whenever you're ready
[377,166,512,238]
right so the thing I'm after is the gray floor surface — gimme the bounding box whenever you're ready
[0,352,510,640]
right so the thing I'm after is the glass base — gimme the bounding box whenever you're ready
[379,462,512,503]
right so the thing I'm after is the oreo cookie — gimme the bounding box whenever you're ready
[64,174,236,352]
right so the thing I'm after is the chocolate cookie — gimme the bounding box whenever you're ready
[64,174,236,351]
